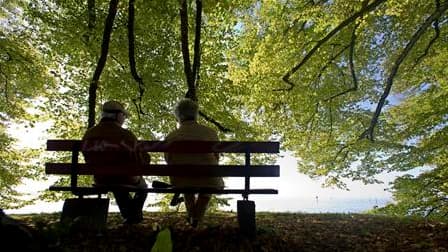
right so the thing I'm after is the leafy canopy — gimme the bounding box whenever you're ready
[0,0,447,216]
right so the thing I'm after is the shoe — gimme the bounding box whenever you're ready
[152,181,172,188]
[170,194,184,206]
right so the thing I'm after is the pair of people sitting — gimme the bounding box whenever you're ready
[82,99,223,226]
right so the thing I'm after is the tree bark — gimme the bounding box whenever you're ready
[87,0,95,32]
[179,0,195,100]
[178,0,230,132]
[88,0,118,128]
[192,0,202,88]
[128,0,146,118]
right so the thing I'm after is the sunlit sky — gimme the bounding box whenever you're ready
[4,120,402,214]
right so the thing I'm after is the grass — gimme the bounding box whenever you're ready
[6,211,448,251]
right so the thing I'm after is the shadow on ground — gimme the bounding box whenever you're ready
[5,212,448,251]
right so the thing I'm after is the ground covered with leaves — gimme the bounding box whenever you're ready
[9,212,448,251]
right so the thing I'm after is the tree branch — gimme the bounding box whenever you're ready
[323,23,359,102]
[0,68,8,99]
[305,103,319,147]
[283,0,330,36]
[329,104,333,140]
[88,0,95,32]
[178,0,229,132]
[128,0,147,119]
[424,203,444,218]
[192,0,202,88]
[198,110,231,133]
[412,0,441,69]
[273,44,350,92]
[281,0,386,89]
[360,1,448,141]
[83,0,96,45]
[316,44,350,85]
[110,55,126,71]
[88,0,118,128]
[283,20,307,37]
[179,0,195,99]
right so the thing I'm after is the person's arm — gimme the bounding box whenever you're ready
[163,132,174,164]
[141,151,151,164]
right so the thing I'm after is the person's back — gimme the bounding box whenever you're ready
[82,118,142,185]
[165,120,223,188]
[164,99,224,227]
[81,100,149,224]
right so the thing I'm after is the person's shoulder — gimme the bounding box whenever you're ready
[121,127,138,139]
[197,123,218,139]
[82,124,100,139]
[199,123,217,133]
[164,129,179,141]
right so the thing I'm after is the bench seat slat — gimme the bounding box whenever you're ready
[47,140,280,153]
[45,163,280,177]
[49,186,278,195]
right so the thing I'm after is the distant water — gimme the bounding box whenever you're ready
[223,197,391,213]
[5,197,391,215]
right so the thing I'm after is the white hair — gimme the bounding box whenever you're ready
[174,98,198,122]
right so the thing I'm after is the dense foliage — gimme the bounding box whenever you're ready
[0,0,447,217]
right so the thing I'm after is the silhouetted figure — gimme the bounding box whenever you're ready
[164,99,224,227]
[82,101,150,224]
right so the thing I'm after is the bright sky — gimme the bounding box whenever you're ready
[4,120,398,215]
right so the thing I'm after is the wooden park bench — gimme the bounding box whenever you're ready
[45,139,280,236]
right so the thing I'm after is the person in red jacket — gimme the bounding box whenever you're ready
[82,101,150,224]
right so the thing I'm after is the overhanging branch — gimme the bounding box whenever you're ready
[179,0,195,99]
[323,23,360,102]
[0,68,8,99]
[88,0,95,33]
[192,0,202,88]
[128,0,147,119]
[178,0,229,132]
[88,0,118,128]
[83,0,96,44]
[198,110,231,133]
[281,0,386,89]
[360,1,448,141]
[412,0,442,68]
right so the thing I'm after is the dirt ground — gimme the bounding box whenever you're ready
[7,212,448,251]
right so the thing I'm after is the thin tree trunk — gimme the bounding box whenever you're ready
[179,0,195,99]
[128,0,146,118]
[178,0,230,132]
[87,0,95,39]
[87,0,119,128]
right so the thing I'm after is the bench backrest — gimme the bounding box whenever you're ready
[46,140,280,196]
[47,140,280,153]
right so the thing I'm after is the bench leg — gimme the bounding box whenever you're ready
[237,200,256,238]
[60,198,109,232]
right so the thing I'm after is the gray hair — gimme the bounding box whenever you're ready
[174,98,198,122]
